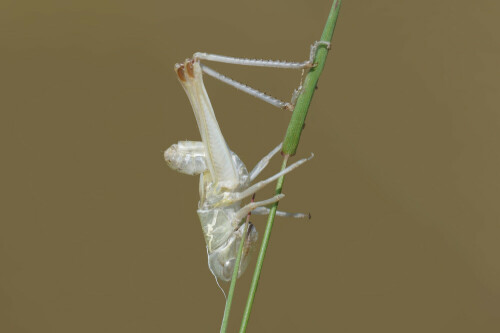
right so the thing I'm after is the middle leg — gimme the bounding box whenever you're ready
[224,153,314,203]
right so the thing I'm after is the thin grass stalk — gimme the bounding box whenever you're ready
[239,1,342,331]
[220,195,254,333]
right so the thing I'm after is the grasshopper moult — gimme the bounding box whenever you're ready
[164,45,328,281]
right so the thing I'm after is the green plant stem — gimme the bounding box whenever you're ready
[220,212,252,333]
[283,0,342,156]
[239,157,288,333]
[239,1,342,332]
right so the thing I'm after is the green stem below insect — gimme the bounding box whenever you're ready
[219,222,248,333]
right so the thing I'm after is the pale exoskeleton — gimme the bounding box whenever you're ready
[165,43,329,281]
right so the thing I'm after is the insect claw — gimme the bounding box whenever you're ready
[284,103,294,112]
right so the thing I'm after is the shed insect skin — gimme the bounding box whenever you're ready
[165,59,312,281]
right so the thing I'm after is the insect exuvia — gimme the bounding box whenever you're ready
[164,42,330,281]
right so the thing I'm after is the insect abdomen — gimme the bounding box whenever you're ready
[197,208,235,253]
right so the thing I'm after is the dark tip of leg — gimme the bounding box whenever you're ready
[186,60,195,78]
[175,64,186,82]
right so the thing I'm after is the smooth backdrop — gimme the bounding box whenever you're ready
[2,1,499,332]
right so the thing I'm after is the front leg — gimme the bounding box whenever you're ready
[248,142,283,182]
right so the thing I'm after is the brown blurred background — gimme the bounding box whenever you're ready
[1,0,499,332]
